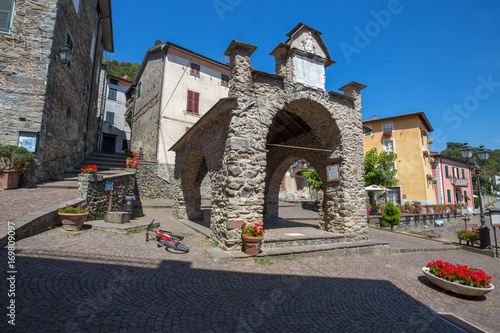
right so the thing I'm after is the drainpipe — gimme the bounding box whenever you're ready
[97,67,108,151]
[154,46,166,162]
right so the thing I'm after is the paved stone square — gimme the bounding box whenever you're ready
[1,204,499,332]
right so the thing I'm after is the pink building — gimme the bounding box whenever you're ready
[431,154,474,211]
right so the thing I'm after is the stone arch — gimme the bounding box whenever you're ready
[263,97,343,227]
[179,148,209,220]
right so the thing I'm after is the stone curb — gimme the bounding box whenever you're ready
[0,197,84,247]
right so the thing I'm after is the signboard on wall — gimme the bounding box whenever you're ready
[489,208,500,227]
[326,164,339,182]
[18,132,37,152]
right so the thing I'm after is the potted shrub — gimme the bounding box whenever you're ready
[125,158,139,171]
[423,260,494,296]
[241,221,265,255]
[0,144,39,189]
[58,204,88,231]
[382,201,401,230]
[413,201,423,214]
[79,164,102,181]
[382,130,392,138]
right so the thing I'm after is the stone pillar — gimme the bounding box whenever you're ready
[339,81,367,111]
[224,40,258,107]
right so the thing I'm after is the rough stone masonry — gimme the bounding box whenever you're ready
[171,24,368,251]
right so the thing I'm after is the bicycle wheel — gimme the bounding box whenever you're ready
[164,239,189,253]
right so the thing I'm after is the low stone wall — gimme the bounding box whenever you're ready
[79,172,136,220]
[368,212,466,232]
[136,161,172,199]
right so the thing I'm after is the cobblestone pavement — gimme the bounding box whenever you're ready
[1,205,499,332]
[0,187,77,225]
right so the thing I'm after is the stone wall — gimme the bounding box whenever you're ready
[368,213,465,233]
[80,172,136,220]
[0,0,108,184]
[135,161,172,198]
[130,50,164,161]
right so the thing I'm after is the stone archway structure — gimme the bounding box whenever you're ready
[171,23,368,251]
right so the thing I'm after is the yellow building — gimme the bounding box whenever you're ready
[363,112,436,204]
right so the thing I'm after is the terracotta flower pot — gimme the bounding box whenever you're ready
[0,170,20,189]
[59,212,89,231]
[422,267,494,297]
[242,234,264,256]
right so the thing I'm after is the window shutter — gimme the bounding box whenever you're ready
[193,92,199,114]
[447,189,451,203]
[445,165,449,178]
[462,168,465,179]
[0,0,14,33]
[187,90,193,112]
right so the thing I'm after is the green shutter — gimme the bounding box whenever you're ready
[137,82,141,97]
[447,189,451,203]
[0,0,14,33]
[445,165,449,178]
[108,88,117,100]
[462,168,465,179]
[105,112,114,124]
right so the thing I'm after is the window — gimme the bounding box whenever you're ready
[187,90,200,114]
[137,81,141,97]
[447,189,451,203]
[462,168,465,179]
[364,129,372,136]
[108,87,117,100]
[105,111,115,124]
[190,63,200,76]
[65,32,74,70]
[0,0,14,33]
[383,123,393,131]
[221,74,229,87]
[383,140,394,153]
[296,177,303,191]
[464,190,469,204]
[445,165,449,178]
[109,78,118,86]
[90,33,96,63]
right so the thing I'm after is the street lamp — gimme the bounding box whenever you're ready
[460,142,491,249]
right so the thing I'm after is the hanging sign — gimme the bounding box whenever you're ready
[489,208,500,227]
[105,180,115,191]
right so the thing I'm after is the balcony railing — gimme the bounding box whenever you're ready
[451,177,468,187]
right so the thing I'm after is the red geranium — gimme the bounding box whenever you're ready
[426,260,492,288]
[81,164,97,174]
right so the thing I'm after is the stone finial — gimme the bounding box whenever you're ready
[223,40,258,58]
[339,81,367,111]
[154,39,162,46]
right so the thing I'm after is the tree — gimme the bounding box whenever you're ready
[302,168,323,203]
[103,58,140,81]
[364,148,399,187]
[382,200,401,230]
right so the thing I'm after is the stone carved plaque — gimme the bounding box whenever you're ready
[292,53,325,90]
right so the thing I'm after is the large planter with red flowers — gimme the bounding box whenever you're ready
[59,212,89,231]
[422,262,494,297]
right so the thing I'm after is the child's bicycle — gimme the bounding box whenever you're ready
[146,219,189,253]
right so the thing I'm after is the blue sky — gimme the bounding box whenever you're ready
[107,0,500,152]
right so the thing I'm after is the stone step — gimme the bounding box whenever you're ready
[261,233,346,249]
[36,180,79,189]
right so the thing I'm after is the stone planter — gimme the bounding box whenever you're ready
[0,170,20,189]
[79,173,103,181]
[59,212,89,231]
[242,235,264,256]
[124,168,137,173]
[422,267,494,297]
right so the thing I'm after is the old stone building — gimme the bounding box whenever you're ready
[171,23,368,250]
[0,0,113,183]
[96,67,133,154]
[127,41,230,181]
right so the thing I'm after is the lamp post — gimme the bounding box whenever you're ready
[460,142,491,249]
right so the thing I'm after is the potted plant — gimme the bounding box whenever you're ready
[0,144,39,189]
[422,260,494,296]
[382,130,392,138]
[241,221,265,255]
[421,129,428,137]
[125,158,139,171]
[58,204,89,231]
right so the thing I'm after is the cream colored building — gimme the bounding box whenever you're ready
[128,42,230,180]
